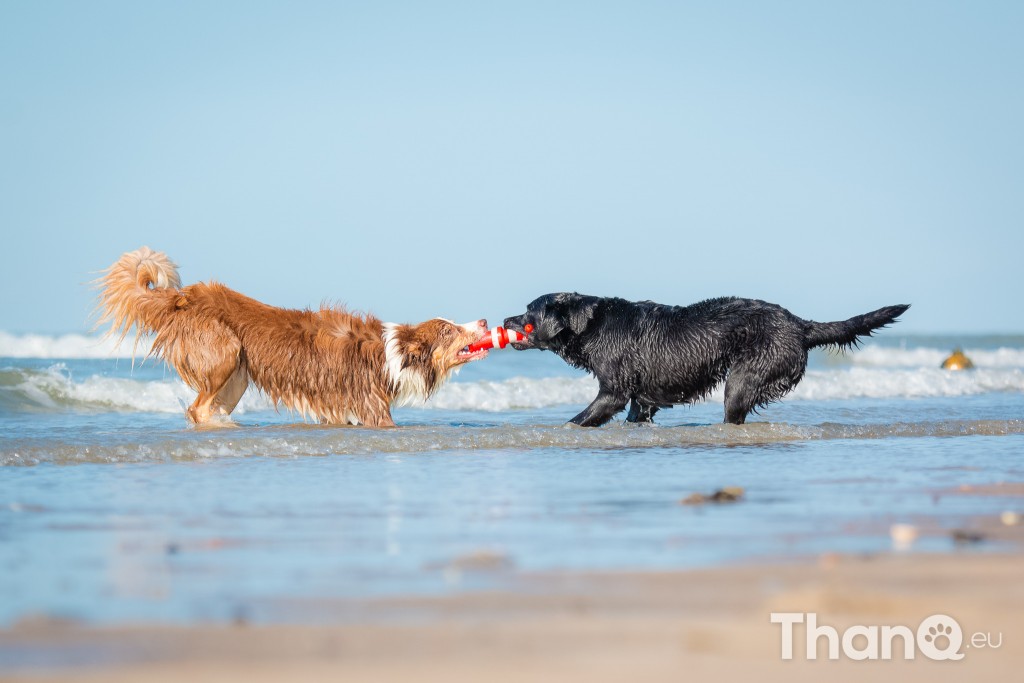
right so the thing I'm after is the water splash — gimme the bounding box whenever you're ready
[3,419,1022,466]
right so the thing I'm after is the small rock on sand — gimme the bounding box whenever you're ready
[680,486,745,505]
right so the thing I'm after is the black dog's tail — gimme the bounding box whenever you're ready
[803,304,910,351]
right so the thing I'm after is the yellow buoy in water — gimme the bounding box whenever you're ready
[941,348,974,371]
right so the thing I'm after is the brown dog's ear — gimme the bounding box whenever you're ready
[401,339,432,370]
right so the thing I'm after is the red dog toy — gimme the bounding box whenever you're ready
[467,325,532,353]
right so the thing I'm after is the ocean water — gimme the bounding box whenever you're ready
[1,331,1022,625]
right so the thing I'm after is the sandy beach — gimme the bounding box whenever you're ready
[4,538,1022,682]
[4,350,1023,682]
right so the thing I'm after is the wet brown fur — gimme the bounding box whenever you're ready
[95,247,486,426]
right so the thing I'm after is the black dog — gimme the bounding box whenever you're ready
[504,294,908,426]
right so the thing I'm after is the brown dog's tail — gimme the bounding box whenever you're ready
[803,304,910,351]
[94,247,183,354]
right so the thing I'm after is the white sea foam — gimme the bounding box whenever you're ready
[792,367,1024,401]
[429,377,599,411]
[430,367,1024,410]
[3,364,274,414]
[0,331,153,359]
[848,345,1024,368]
[4,364,1023,415]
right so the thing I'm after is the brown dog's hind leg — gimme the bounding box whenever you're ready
[186,391,217,425]
[186,356,246,425]
[211,361,249,416]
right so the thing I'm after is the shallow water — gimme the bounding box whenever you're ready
[1,334,1023,625]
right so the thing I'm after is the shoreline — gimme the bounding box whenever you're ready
[3,548,1022,682]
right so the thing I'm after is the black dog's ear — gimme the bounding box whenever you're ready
[539,315,565,340]
[567,299,598,334]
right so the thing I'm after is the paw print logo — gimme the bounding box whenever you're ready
[917,614,965,661]
[925,623,954,649]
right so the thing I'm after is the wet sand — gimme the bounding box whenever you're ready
[3,542,1022,682]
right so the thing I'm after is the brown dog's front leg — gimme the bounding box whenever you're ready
[373,414,397,428]
[359,395,396,428]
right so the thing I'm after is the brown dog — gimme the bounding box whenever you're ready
[97,247,489,426]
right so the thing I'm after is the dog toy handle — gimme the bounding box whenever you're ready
[467,325,532,352]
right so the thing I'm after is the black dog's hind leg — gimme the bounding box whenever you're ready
[569,391,628,427]
[723,356,806,425]
[625,399,660,423]
[723,366,759,425]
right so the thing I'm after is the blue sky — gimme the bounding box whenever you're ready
[2,1,1021,334]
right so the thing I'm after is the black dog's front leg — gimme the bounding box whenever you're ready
[569,391,628,427]
[625,399,660,423]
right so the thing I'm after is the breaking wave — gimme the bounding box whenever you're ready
[0,364,273,414]
[0,332,150,359]
[2,364,1023,416]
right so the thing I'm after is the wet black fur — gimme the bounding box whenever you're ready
[504,294,909,426]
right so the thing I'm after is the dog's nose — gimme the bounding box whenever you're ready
[477,319,487,329]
